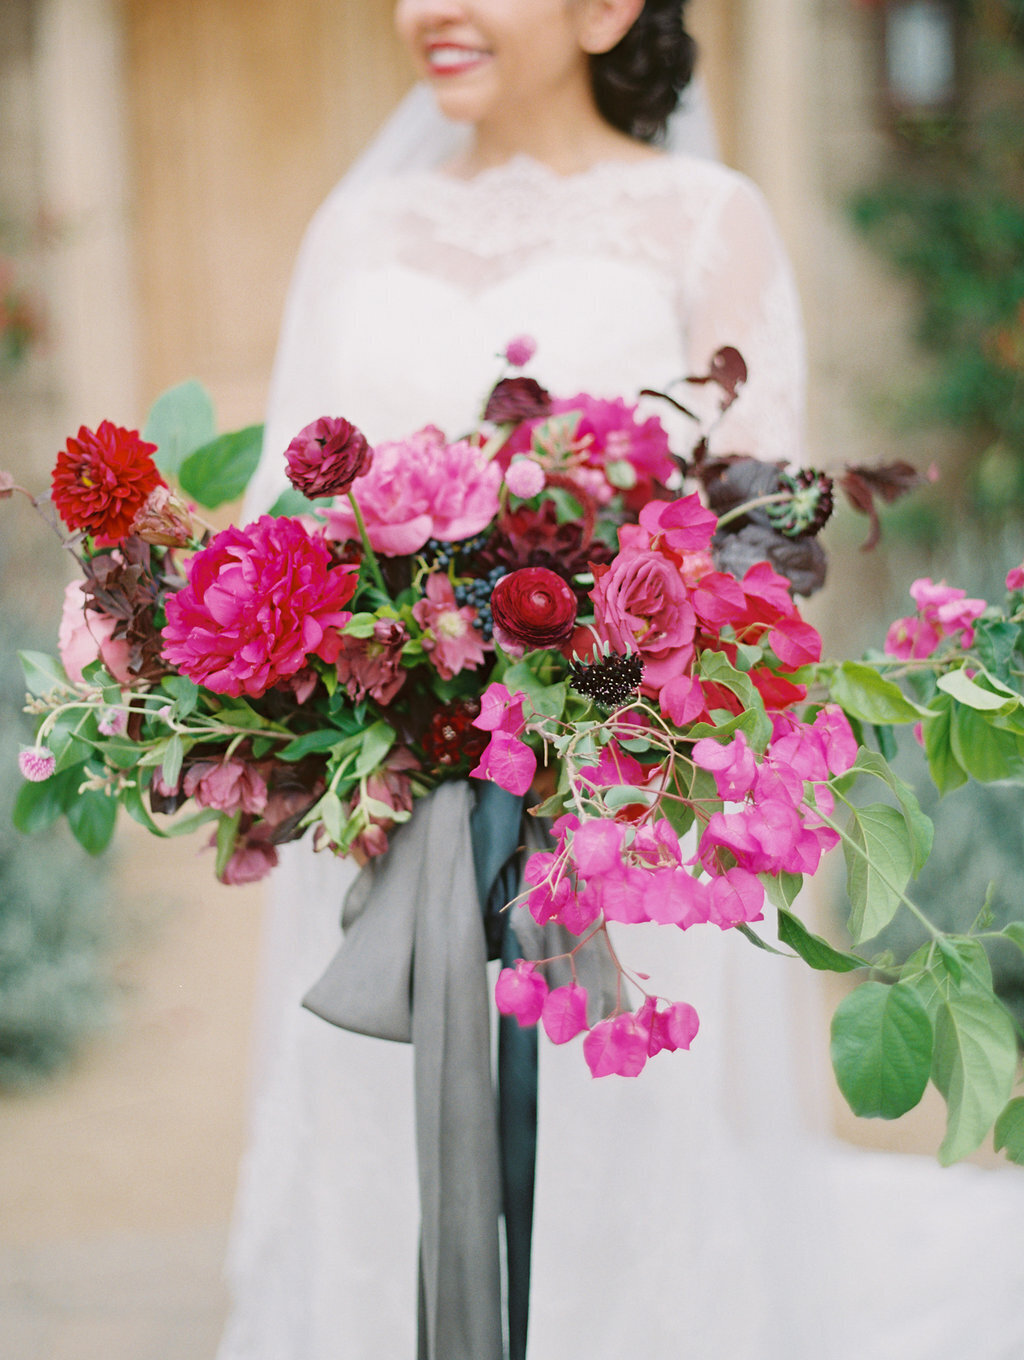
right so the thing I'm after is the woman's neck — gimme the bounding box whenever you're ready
[449,101,659,179]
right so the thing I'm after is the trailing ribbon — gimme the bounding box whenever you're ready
[302,779,619,1360]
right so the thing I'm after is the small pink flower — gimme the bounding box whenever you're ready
[503,334,537,368]
[335,618,409,704]
[18,747,56,782]
[504,457,546,499]
[219,834,278,885]
[1006,564,1024,592]
[412,572,487,680]
[183,758,268,815]
[97,707,127,736]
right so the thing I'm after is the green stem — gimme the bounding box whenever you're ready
[715,491,793,530]
[347,490,388,597]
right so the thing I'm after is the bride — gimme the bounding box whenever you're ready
[219,3,1024,1358]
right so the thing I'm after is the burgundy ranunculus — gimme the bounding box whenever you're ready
[491,567,577,653]
[51,421,163,545]
[285,416,372,499]
[484,377,552,425]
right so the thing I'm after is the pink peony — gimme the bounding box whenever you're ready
[161,515,359,698]
[58,579,133,684]
[412,572,487,680]
[324,426,502,556]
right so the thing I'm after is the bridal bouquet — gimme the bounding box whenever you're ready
[6,339,1024,1164]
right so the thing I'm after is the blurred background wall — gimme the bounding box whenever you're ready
[1,0,1021,1355]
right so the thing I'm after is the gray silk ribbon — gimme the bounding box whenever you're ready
[302,780,505,1360]
[302,779,620,1360]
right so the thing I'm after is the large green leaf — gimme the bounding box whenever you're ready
[937,668,1018,712]
[696,651,771,750]
[949,701,1024,783]
[849,748,933,874]
[931,989,1018,1164]
[777,907,866,973]
[830,661,927,725]
[843,803,916,944]
[18,650,70,697]
[12,764,86,834]
[143,379,217,478]
[994,1097,1024,1166]
[65,788,118,855]
[830,980,933,1119]
[177,425,264,509]
[922,693,968,795]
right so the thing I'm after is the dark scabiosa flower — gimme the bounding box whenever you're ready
[420,698,489,771]
[568,649,644,710]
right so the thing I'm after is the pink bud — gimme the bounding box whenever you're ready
[503,334,537,368]
[18,747,56,782]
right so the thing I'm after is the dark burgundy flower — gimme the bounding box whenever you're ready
[420,698,488,771]
[484,377,552,425]
[285,416,372,499]
[491,566,578,653]
[51,422,163,545]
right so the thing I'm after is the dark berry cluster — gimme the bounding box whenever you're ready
[453,564,508,640]
[568,651,644,709]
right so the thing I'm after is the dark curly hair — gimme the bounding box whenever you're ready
[589,1,697,144]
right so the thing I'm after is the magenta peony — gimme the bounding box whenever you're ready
[161,515,359,697]
[284,415,372,499]
[324,426,502,556]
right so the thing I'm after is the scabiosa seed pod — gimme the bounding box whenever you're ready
[568,650,645,709]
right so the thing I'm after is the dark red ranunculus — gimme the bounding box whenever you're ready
[51,421,163,545]
[491,566,577,652]
[484,377,552,425]
[285,416,372,499]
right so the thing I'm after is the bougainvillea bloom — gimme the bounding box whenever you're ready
[161,515,358,697]
[885,578,986,660]
[284,415,372,499]
[495,960,548,1026]
[324,426,501,555]
[51,421,163,545]
[491,566,577,653]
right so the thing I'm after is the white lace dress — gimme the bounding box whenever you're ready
[219,155,1024,1360]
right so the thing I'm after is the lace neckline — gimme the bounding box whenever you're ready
[414,151,689,198]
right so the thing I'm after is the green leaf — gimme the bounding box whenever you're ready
[972,619,1020,685]
[849,749,933,874]
[65,789,118,855]
[830,661,927,725]
[761,872,803,911]
[177,425,264,509]
[12,765,85,834]
[277,729,349,761]
[937,668,1018,712]
[922,693,968,794]
[121,781,169,837]
[843,803,916,944]
[999,921,1024,956]
[143,379,216,478]
[353,721,397,779]
[267,487,330,518]
[696,651,771,750]
[932,989,1018,1164]
[501,660,569,722]
[159,674,201,719]
[160,733,185,789]
[18,650,71,697]
[950,702,1024,783]
[993,1097,1024,1166]
[214,813,241,880]
[778,907,866,973]
[830,980,933,1119]
[904,938,994,1010]
[314,790,346,845]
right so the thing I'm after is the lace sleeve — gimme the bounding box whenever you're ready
[681,176,806,465]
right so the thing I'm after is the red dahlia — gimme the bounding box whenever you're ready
[51,421,164,545]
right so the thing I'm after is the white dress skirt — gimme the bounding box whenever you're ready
[217,155,1024,1360]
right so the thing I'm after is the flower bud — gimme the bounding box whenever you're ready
[285,416,372,499]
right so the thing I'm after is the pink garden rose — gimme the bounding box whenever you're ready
[590,545,697,693]
[161,515,359,697]
[325,426,501,556]
[58,579,133,684]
